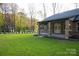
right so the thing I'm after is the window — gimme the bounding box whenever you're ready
[76,22,79,32]
[40,23,48,33]
[54,23,61,33]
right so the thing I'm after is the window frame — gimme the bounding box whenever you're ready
[54,23,61,33]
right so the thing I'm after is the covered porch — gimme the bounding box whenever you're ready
[48,19,69,39]
[38,19,72,39]
[38,22,48,36]
[49,20,79,39]
[38,9,79,39]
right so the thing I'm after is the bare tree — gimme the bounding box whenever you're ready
[0,3,4,33]
[38,10,43,19]
[57,3,62,13]
[43,3,47,19]
[52,3,57,15]
[19,9,25,33]
[2,3,7,33]
[0,3,18,33]
[74,3,78,9]
[11,3,18,32]
[28,3,36,32]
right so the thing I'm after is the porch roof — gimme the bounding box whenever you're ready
[39,9,79,22]
[76,16,79,21]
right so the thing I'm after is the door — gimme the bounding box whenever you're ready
[54,23,61,33]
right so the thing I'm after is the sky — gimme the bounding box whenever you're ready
[17,3,79,21]
[0,0,79,21]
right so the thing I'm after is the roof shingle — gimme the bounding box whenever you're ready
[43,9,79,22]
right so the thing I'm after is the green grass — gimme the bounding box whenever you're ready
[0,34,79,56]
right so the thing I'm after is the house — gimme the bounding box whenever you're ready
[38,9,79,39]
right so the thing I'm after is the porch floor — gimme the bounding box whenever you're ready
[51,34,65,39]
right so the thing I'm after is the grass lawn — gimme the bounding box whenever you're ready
[0,34,79,56]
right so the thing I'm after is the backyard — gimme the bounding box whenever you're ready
[0,34,79,56]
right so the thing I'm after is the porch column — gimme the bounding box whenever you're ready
[65,20,70,39]
[48,22,51,36]
[38,23,40,35]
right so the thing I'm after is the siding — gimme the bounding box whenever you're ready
[69,21,79,39]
